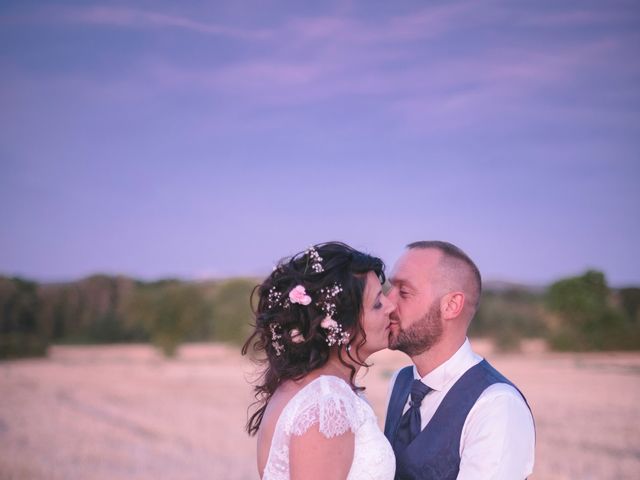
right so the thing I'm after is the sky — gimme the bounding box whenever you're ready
[1,0,639,286]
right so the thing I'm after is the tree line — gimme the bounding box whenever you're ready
[1,270,639,359]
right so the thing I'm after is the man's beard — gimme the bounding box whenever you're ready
[389,300,443,356]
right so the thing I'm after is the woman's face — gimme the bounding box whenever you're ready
[353,271,396,358]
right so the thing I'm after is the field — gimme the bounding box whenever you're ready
[1,341,639,480]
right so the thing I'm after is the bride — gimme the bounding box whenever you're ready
[242,242,397,480]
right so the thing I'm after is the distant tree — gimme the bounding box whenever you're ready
[125,281,211,357]
[37,283,68,340]
[211,278,256,344]
[545,270,640,351]
[38,275,145,344]
[618,288,640,324]
[470,289,546,351]
[0,277,48,359]
[183,280,218,341]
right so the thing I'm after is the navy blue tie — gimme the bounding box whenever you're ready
[393,380,432,454]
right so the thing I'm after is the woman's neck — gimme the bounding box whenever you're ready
[318,349,365,382]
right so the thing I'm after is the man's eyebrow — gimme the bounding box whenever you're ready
[390,277,416,290]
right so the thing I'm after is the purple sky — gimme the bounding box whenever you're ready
[1,0,639,286]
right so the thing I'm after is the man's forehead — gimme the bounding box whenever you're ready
[398,248,442,270]
[392,248,442,282]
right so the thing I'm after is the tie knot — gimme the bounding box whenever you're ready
[409,380,431,407]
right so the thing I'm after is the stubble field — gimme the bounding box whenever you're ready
[1,341,639,479]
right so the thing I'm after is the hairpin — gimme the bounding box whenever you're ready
[316,282,349,346]
[270,323,284,356]
[306,246,324,273]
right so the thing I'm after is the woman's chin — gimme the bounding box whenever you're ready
[376,336,391,352]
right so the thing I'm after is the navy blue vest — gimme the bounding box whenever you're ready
[384,359,532,480]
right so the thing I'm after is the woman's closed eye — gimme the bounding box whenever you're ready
[372,290,383,309]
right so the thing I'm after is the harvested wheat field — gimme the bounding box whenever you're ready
[1,340,639,480]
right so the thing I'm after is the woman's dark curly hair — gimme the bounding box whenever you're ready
[241,241,385,436]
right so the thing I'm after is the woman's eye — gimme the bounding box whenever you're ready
[373,301,383,310]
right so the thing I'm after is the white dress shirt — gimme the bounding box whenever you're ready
[387,338,535,479]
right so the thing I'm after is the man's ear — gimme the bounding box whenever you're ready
[440,291,465,320]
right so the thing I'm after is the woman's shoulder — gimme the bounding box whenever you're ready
[310,374,359,396]
[282,375,368,438]
[288,375,361,412]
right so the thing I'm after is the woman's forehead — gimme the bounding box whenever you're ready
[364,271,382,296]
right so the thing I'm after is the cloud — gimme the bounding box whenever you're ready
[3,1,638,135]
[518,8,636,28]
[50,5,271,40]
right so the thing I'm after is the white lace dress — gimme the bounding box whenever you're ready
[262,375,396,480]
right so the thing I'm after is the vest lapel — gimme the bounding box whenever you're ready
[384,366,414,444]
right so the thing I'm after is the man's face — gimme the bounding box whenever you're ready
[387,248,444,355]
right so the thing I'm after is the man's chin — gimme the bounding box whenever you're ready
[387,334,401,351]
[388,332,412,354]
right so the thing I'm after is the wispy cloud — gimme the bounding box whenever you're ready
[3,1,638,131]
[518,8,637,28]
[47,5,271,40]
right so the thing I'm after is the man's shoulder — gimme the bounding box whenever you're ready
[478,382,529,406]
[459,372,536,478]
[470,360,531,410]
[468,382,534,436]
[460,382,535,451]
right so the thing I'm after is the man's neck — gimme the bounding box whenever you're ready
[411,336,466,378]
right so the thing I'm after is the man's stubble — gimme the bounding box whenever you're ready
[389,300,443,356]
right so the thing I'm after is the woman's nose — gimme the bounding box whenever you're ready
[384,299,397,315]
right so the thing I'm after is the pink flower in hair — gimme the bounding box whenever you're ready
[289,285,312,305]
[321,316,338,329]
[290,328,305,343]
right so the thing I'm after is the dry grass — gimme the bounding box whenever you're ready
[1,341,639,479]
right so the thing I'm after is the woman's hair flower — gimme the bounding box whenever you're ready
[290,328,305,343]
[320,316,338,329]
[289,285,312,305]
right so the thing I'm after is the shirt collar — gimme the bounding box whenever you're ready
[413,338,480,392]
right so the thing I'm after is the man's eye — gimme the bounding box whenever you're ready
[400,290,410,298]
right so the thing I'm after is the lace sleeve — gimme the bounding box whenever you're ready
[285,376,365,439]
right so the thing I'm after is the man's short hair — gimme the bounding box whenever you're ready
[406,240,482,310]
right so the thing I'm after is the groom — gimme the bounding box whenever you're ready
[384,241,535,479]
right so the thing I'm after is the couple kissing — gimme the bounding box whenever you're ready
[243,241,535,480]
